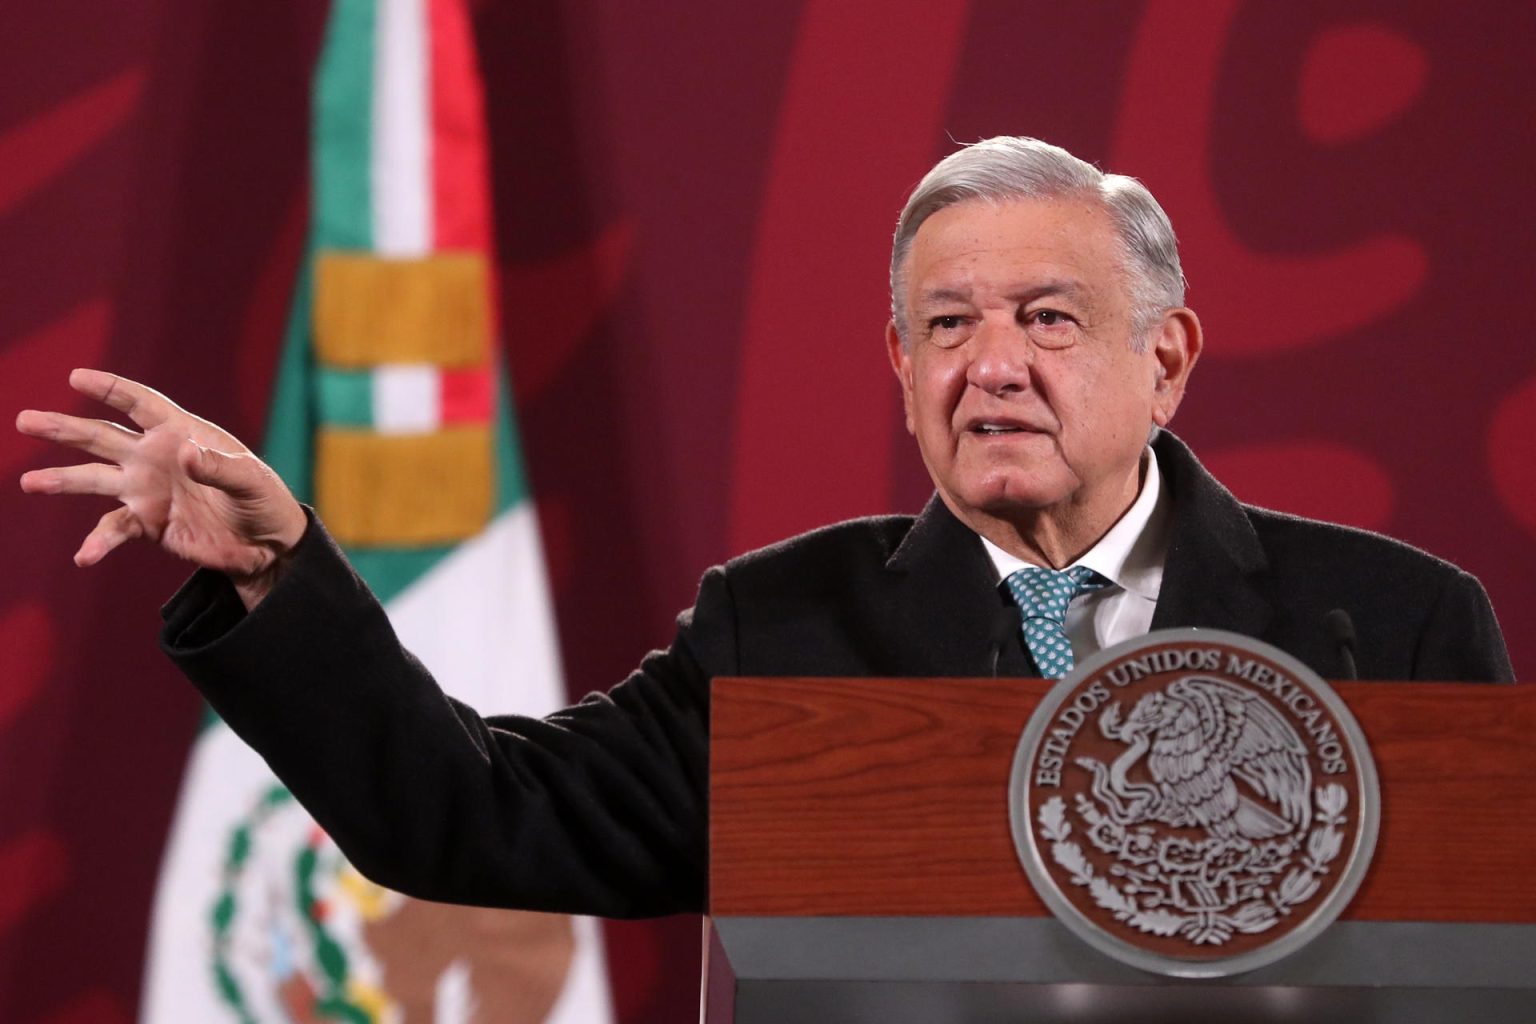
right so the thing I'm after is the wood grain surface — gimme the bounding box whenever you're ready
[709,678,1536,921]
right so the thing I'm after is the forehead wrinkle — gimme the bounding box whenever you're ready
[913,286,975,311]
[1008,279,1091,305]
[914,278,1090,314]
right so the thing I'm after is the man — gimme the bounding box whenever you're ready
[16,137,1511,920]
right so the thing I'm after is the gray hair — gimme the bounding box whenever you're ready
[889,136,1186,348]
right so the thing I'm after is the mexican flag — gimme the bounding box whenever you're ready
[139,0,612,1020]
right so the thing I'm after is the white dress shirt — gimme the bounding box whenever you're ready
[981,448,1172,664]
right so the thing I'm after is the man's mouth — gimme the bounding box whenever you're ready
[972,423,1032,435]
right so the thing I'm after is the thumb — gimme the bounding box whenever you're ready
[180,439,272,500]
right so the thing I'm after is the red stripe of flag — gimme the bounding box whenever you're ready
[439,367,494,424]
[429,0,490,252]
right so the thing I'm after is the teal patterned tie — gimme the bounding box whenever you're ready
[1004,566,1110,679]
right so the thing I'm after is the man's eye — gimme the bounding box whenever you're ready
[1028,309,1072,327]
[930,315,966,330]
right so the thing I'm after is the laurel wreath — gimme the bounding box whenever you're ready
[211,783,373,1023]
[1037,783,1349,946]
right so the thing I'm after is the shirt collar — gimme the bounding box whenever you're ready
[981,447,1169,600]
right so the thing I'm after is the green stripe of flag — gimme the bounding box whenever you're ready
[263,248,316,505]
[492,366,530,511]
[314,0,375,251]
[315,368,373,428]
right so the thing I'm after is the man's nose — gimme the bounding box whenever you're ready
[967,317,1032,394]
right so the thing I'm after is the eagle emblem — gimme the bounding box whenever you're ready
[1078,676,1311,843]
[1011,631,1378,977]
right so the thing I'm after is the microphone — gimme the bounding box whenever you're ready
[1324,608,1358,681]
[989,605,1021,677]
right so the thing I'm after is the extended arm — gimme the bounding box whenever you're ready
[163,518,724,916]
[21,369,723,916]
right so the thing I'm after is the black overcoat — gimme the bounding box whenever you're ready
[164,432,1511,918]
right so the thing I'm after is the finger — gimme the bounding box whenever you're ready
[19,462,123,497]
[67,368,178,431]
[14,409,139,461]
[74,506,144,567]
[180,439,274,500]
[182,440,308,553]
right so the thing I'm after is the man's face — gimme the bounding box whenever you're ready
[888,196,1195,548]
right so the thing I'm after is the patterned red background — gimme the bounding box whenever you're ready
[3,1,1533,1021]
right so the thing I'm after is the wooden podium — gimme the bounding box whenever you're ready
[705,677,1536,1023]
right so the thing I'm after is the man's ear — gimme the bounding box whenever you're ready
[886,319,917,434]
[1149,307,1202,428]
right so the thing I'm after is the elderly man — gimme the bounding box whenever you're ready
[16,137,1510,919]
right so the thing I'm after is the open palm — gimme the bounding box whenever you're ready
[17,369,307,604]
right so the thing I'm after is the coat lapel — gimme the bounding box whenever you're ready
[1149,432,1274,640]
[876,432,1273,676]
[882,495,1028,677]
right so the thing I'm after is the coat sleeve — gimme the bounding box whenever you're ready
[161,513,737,918]
[1410,567,1515,683]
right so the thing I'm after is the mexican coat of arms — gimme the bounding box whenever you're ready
[1011,629,1379,977]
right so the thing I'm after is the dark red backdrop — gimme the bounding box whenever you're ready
[3,2,1534,1021]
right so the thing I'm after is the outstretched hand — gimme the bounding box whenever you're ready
[17,369,308,608]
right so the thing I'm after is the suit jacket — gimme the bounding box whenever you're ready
[163,431,1511,919]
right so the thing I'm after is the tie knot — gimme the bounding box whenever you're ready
[1005,565,1109,625]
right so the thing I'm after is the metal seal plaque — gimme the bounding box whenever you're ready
[1009,629,1380,977]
